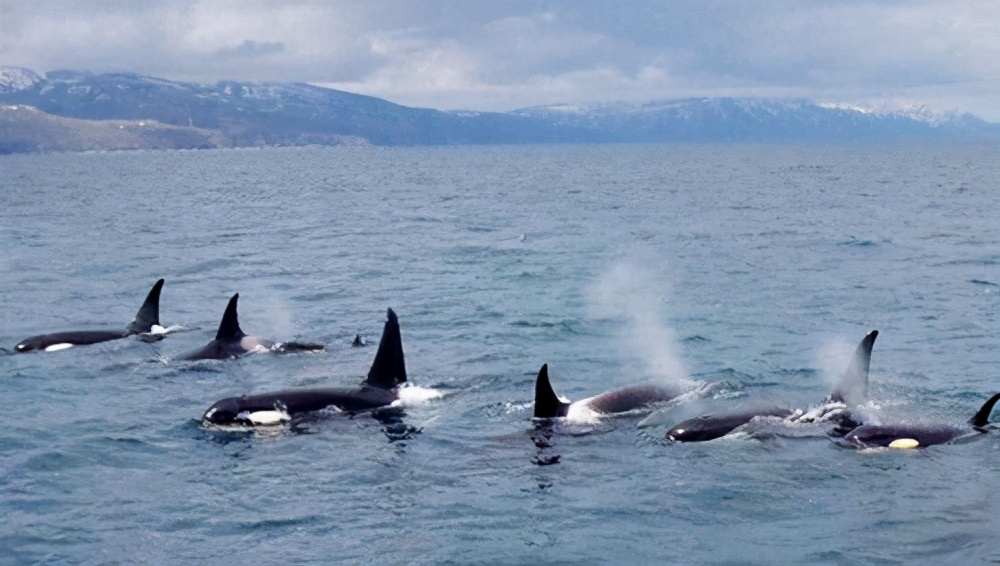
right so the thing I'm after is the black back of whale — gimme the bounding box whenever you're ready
[665,330,879,442]
[181,293,324,360]
[14,279,164,353]
[666,407,795,442]
[533,363,683,419]
[181,293,251,360]
[202,308,407,426]
[843,392,1000,448]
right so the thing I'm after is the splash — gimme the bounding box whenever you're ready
[587,260,691,386]
[252,296,297,341]
[394,384,445,406]
[815,336,862,403]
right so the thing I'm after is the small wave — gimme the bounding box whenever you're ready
[238,515,323,531]
[504,401,532,415]
[970,279,998,287]
[837,237,877,247]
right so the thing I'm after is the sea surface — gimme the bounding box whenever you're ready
[0,144,997,565]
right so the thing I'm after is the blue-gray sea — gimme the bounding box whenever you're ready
[1,144,998,565]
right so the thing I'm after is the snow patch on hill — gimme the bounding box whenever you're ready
[0,67,42,93]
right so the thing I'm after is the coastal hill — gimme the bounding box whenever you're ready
[1,66,996,153]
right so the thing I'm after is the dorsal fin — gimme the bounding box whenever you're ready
[364,308,407,389]
[125,278,164,334]
[534,364,570,418]
[970,392,1000,428]
[215,293,247,341]
[828,330,878,406]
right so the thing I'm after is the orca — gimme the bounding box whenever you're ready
[533,363,685,420]
[665,330,878,442]
[665,407,795,442]
[842,392,1000,449]
[180,293,324,361]
[202,308,409,426]
[14,279,166,353]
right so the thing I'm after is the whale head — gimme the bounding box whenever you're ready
[202,397,244,425]
[202,396,291,427]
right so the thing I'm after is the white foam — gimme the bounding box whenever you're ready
[504,401,533,414]
[145,324,183,337]
[788,401,849,424]
[565,398,602,424]
[395,385,445,406]
[44,343,73,352]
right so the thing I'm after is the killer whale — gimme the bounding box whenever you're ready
[664,407,796,442]
[842,392,1000,449]
[180,293,324,361]
[665,330,878,442]
[14,279,167,353]
[533,363,686,420]
[202,308,409,426]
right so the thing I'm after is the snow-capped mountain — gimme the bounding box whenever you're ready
[513,98,997,142]
[0,66,996,153]
[0,66,42,93]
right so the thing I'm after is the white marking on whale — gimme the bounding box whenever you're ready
[888,438,920,449]
[238,410,291,426]
[44,343,73,352]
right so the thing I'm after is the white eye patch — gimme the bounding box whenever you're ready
[237,410,291,426]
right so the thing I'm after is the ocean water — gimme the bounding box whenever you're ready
[0,144,997,565]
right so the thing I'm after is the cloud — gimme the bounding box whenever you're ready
[214,40,286,60]
[1,0,997,119]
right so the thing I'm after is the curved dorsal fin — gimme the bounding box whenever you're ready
[215,293,246,341]
[534,364,570,418]
[970,392,1000,428]
[126,278,164,335]
[829,330,878,406]
[364,308,407,389]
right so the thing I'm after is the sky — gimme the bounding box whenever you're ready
[1,1,998,120]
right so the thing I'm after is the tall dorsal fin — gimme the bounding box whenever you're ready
[125,278,164,335]
[534,364,570,418]
[364,308,407,389]
[828,330,878,406]
[970,392,1000,428]
[215,293,246,341]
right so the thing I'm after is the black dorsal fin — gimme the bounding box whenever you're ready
[364,308,407,389]
[829,330,878,406]
[970,393,1000,428]
[534,364,570,418]
[125,278,164,335]
[215,293,246,341]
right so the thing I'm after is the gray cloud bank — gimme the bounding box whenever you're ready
[1,1,997,120]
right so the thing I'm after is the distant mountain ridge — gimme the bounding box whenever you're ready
[1,66,996,153]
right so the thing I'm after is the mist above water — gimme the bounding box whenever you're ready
[587,259,692,388]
